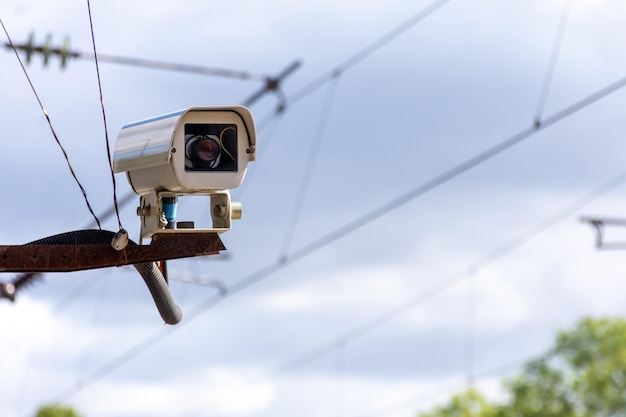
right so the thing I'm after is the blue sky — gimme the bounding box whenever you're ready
[2,1,626,416]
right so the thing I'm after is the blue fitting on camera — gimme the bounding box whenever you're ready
[162,197,178,224]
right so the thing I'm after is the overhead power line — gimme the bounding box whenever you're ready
[254,167,626,384]
[53,72,626,404]
[278,75,626,266]
[242,60,303,108]
[534,0,573,125]
[278,75,342,259]
[4,33,302,116]
[86,0,124,233]
[350,354,548,417]
[4,32,269,81]
[1,19,102,229]
[15,0,620,405]
[4,33,302,109]
[48,0,626,398]
[286,0,454,107]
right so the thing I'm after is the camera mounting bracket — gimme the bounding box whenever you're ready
[137,189,241,241]
[0,232,225,273]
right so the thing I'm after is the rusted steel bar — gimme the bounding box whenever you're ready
[0,233,225,273]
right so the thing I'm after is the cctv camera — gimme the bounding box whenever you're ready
[113,106,256,240]
[113,106,256,194]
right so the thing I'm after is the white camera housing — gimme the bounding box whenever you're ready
[113,106,256,193]
[113,106,256,240]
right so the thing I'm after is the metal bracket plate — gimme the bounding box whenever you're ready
[0,233,225,273]
[581,216,626,250]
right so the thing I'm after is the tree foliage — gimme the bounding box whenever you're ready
[419,387,496,417]
[35,404,84,417]
[419,317,626,417]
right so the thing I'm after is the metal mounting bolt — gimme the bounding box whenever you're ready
[137,205,151,216]
[213,203,228,218]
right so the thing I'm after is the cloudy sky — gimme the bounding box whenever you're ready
[2,0,626,416]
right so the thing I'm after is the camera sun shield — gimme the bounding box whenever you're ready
[113,106,256,195]
[112,106,256,239]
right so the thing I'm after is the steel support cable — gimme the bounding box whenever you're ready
[1,18,101,229]
[70,53,268,81]
[2,35,270,81]
[0,190,136,304]
[52,74,626,404]
[76,54,268,81]
[86,0,124,232]
[254,167,626,384]
[350,354,549,417]
[286,0,454,108]
[208,168,626,415]
[276,75,626,268]
[466,271,476,386]
[464,0,570,388]
[251,0,451,134]
[278,75,342,260]
[534,0,573,125]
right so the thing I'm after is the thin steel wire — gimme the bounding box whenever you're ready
[258,167,626,383]
[534,0,573,125]
[278,75,342,260]
[1,19,102,229]
[86,0,123,231]
[52,74,626,403]
[287,0,453,107]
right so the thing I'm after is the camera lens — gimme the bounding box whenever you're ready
[184,124,237,172]
[186,135,220,168]
[192,137,220,162]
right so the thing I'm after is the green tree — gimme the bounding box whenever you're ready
[500,359,580,417]
[35,404,83,417]
[419,317,626,417]
[419,387,496,417]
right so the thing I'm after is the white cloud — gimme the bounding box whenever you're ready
[3,1,626,417]
[78,367,273,417]
[255,288,317,312]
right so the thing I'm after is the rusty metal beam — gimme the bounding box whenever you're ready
[0,233,225,273]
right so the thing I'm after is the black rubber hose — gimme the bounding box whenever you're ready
[26,230,182,324]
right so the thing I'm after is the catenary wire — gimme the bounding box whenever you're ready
[1,18,102,229]
[278,75,342,260]
[20,0,608,404]
[248,166,626,385]
[2,35,271,81]
[249,0,452,136]
[278,74,626,266]
[471,4,569,370]
[3,0,451,306]
[466,272,476,386]
[349,354,549,417]
[27,0,451,266]
[72,54,269,81]
[286,0,454,108]
[534,0,573,125]
[51,74,626,403]
[86,0,124,231]
[0,190,136,304]
[7,0,449,408]
[28,0,620,404]
[0,189,134,365]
